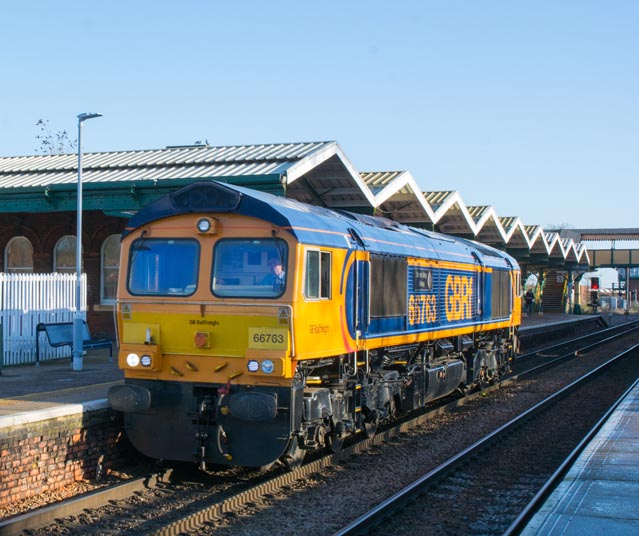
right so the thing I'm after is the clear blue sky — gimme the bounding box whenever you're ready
[1,1,637,229]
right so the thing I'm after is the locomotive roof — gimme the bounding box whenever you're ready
[124,181,518,269]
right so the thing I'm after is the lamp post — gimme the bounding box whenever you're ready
[73,112,103,372]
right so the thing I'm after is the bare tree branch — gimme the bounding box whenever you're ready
[35,119,77,154]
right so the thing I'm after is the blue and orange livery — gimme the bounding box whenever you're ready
[109,181,521,469]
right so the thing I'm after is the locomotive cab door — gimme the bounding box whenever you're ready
[354,256,369,345]
[347,228,369,347]
[472,252,484,320]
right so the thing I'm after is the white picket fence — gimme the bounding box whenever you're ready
[0,273,86,366]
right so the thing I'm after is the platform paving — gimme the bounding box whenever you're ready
[0,349,121,421]
[521,378,639,535]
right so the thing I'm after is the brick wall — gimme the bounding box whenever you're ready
[0,408,137,509]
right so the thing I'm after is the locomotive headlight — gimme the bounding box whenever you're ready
[126,353,140,367]
[196,218,211,232]
[261,360,274,374]
[196,217,218,234]
[247,360,259,373]
[140,354,152,367]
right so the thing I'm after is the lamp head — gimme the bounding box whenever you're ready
[77,112,103,123]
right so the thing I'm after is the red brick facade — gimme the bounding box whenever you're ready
[0,210,126,339]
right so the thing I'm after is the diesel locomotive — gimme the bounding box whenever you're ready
[108,180,521,469]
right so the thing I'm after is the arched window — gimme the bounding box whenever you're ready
[5,236,34,273]
[101,234,120,303]
[54,235,83,273]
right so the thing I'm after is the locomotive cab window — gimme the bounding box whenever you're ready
[127,238,199,296]
[212,238,288,298]
[304,250,331,299]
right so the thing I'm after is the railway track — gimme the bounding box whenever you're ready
[335,341,639,535]
[503,376,639,536]
[513,319,639,378]
[2,322,637,535]
[0,390,507,535]
[517,318,638,363]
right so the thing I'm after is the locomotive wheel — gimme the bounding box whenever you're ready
[363,409,379,438]
[326,420,345,453]
[364,420,378,438]
[280,438,306,470]
[327,433,344,453]
[258,462,276,473]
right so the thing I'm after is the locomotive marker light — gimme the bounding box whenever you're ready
[73,112,103,372]
[195,216,219,235]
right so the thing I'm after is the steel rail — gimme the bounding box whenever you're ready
[0,470,172,536]
[517,319,639,361]
[513,322,639,380]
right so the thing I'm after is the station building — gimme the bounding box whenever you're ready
[0,141,591,347]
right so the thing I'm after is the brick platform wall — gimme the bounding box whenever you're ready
[0,409,136,509]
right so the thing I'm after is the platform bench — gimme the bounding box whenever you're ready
[35,321,112,365]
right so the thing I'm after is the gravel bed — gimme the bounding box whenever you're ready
[0,474,130,521]
[193,334,637,535]
[370,345,639,535]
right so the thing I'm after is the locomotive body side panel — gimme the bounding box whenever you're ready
[290,244,359,359]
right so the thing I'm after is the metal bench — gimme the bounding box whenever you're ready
[35,321,112,365]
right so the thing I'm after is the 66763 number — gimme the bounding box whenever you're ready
[253,333,285,344]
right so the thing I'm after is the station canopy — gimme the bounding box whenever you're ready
[0,140,590,271]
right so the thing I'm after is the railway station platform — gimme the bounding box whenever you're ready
[0,312,612,421]
[0,349,121,425]
[520,311,605,329]
[518,312,608,350]
[520,377,639,535]
[0,348,127,511]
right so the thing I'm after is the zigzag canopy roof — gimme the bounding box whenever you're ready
[0,140,589,269]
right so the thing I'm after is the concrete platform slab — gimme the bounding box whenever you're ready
[521,379,639,535]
